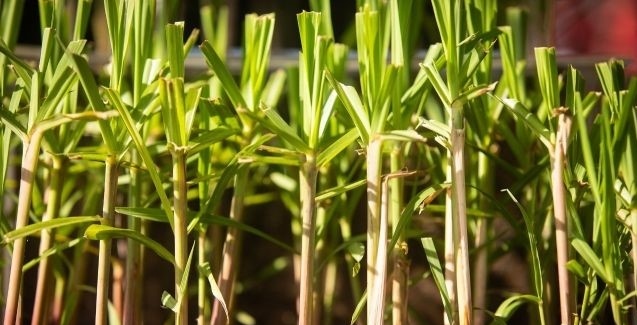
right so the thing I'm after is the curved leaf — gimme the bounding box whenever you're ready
[115,207,296,253]
[572,238,611,285]
[199,262,229,321]
[489,294,541,325]
[326,72,370,143]
[317,128,359,167]
[84,224,175,265]
[421,237,453,323]
[2,216,100,244]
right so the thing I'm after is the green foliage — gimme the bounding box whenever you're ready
[1,1,637,324]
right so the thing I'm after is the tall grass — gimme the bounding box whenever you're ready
[2,1,637,325]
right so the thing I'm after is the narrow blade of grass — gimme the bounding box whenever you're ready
[421,237,453,323]
[84,224,176,265]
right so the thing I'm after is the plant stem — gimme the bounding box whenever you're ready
[123,153,141,325]
[390,144,408,325]
[211,165,249,325]
[31,155,63,325]
[366,137,386,325]
[473,146,494,325]
[61,233,91,324]
[95,154,118,325]
[451,126,472,325]
[4,130,44,325]
[173,148,189,325]
[551,112,572,325]
[299,154,318,325]
[444,160,456,325]
[112,258,124,318]
[198,228,208,325]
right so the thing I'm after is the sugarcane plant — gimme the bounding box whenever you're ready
[3,1,637,324]
[200,12,285,324]
[419,0,500,324]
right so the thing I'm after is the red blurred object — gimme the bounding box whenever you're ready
[555,0,637,74]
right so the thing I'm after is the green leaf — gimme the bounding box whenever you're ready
[421,237,453,323]
[161,291,178,312]
[188,127,238,155]
[498,26,523,100]
[317,128,359,167]
[0,38,35,81]
[318,90,338,138]
[418,117,450,139]
[262,69,287,110]
[535,47,560,110]
[501,189,544,297]
[571,238,611,285]
[200,41,247,109]
[115,207,296,253]
[199,262,229,320]
[237,154,301,167]
[370,65,398,132]
[350,290,367,325]
[451,82,497,110]
[199,98,241,130]
[240,14,275,109]
[68,54,118,152]
[596,60,623,113]
[422,62,451,106]
[315,179,366,202]
[347,242,365,262]
[489,294,541,325]
[159,77,188,146]
[326,72,370,143]
[402,44,444,105]
[166,23,185,79]
[23,237,84,271]
[389,184,448,251]
[494,95,552,150]
[246,105,309,152]
[0,100,26,140]
[2,216,100,243]
[39,27,55,75]
[171,244,196,314]
[84,224,175,265]
[566,259,587,281]
[36,40,87,122]
[378,130,428,143]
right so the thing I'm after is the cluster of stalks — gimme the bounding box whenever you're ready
[2,1,637,325]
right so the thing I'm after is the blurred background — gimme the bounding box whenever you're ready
[16,0,637,75]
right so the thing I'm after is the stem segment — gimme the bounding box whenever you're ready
[4,130,44,325]
[96,155,118,325]
[31,156,63,325]
[390,144,408,325]
[299,154,318,325]
[123,153,141,325]
[551,112,572,325]
[366,138,386,324]
[451,126,472,325]
[173,149,189,325]
[211,165,249,325]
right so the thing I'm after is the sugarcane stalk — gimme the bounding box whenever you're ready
[172,148,189,325]
[211,165,249,325]
[95,154,119,325]
[31,155,63,325]
[299,154,318,325]
[4,129,45,325]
